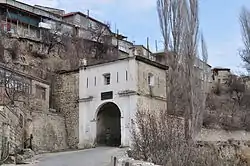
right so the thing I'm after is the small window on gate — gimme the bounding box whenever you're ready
[116,72,119,83]
[103,73,111,85]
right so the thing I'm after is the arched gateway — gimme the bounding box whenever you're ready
[96,102,121,147]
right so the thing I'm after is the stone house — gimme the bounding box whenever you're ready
[211,67,231,84]
[153,51,212,92]
[0,0,129,53]
[0,0,63,40]
[194,57,212,92]
[211,67,231,92]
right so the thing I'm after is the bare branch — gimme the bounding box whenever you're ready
[239,6,250,72]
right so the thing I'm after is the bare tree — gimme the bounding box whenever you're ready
[157,0,189,118]
[239,6,250,72]
[226,74,246,104]
[41,23,70,55]
[157,0,200,139]
[62,23,117,69]
[130,0,225,165]
[87,23,117,60]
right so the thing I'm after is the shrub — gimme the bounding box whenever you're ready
[130,110,233,166]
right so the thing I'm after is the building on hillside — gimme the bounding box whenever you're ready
[0,0,64,40]
[211,67,231,85]
[78,55,168,147]
[0,0,131,56]
[62,11,135,57]
[194,58,212,91]
[132,45,156,61]
[62,12,111,38]
[34,5,66,16]
[153,51,212,92]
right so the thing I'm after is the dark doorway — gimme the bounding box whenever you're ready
[96,102,121,147]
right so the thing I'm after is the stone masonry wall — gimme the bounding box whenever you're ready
[32,111,68,153]
[0,33,73,152]
[0,106,26,155]
[137,61,166,99]
[111,156,161,166]
[137,96,166,113]
[195,128,250,142]
[53,71,79,148]
[137,61,167,113]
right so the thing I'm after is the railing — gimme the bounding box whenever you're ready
[0,0,62,21]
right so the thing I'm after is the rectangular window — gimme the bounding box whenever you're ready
[148,73,154,86]
[125,70,128,81]
[94,77,96,86]
[157,77,160,88]
[103,73,111,85]
[87,78,89,88]
[24,84,31,94]
[116,72,119,83]
[35,85,46,100]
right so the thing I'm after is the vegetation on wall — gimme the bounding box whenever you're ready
[204,74,250,131]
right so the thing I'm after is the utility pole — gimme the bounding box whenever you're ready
[87,10,90,17]
[155,40,158,52]
[147,37,150,58]
[117,29,119,52]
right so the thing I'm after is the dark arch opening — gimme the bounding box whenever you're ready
[96,102,121,147]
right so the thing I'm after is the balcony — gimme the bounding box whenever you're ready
[0,0,61,21]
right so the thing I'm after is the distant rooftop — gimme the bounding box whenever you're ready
[212,67,231,72]
[34,5,65,15]
[63,12,108,29]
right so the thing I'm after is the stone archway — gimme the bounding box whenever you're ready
[96,102,121,147]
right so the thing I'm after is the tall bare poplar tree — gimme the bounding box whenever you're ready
[130,1,229,165]
[239,6,250,73]
[157,0,200,139]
